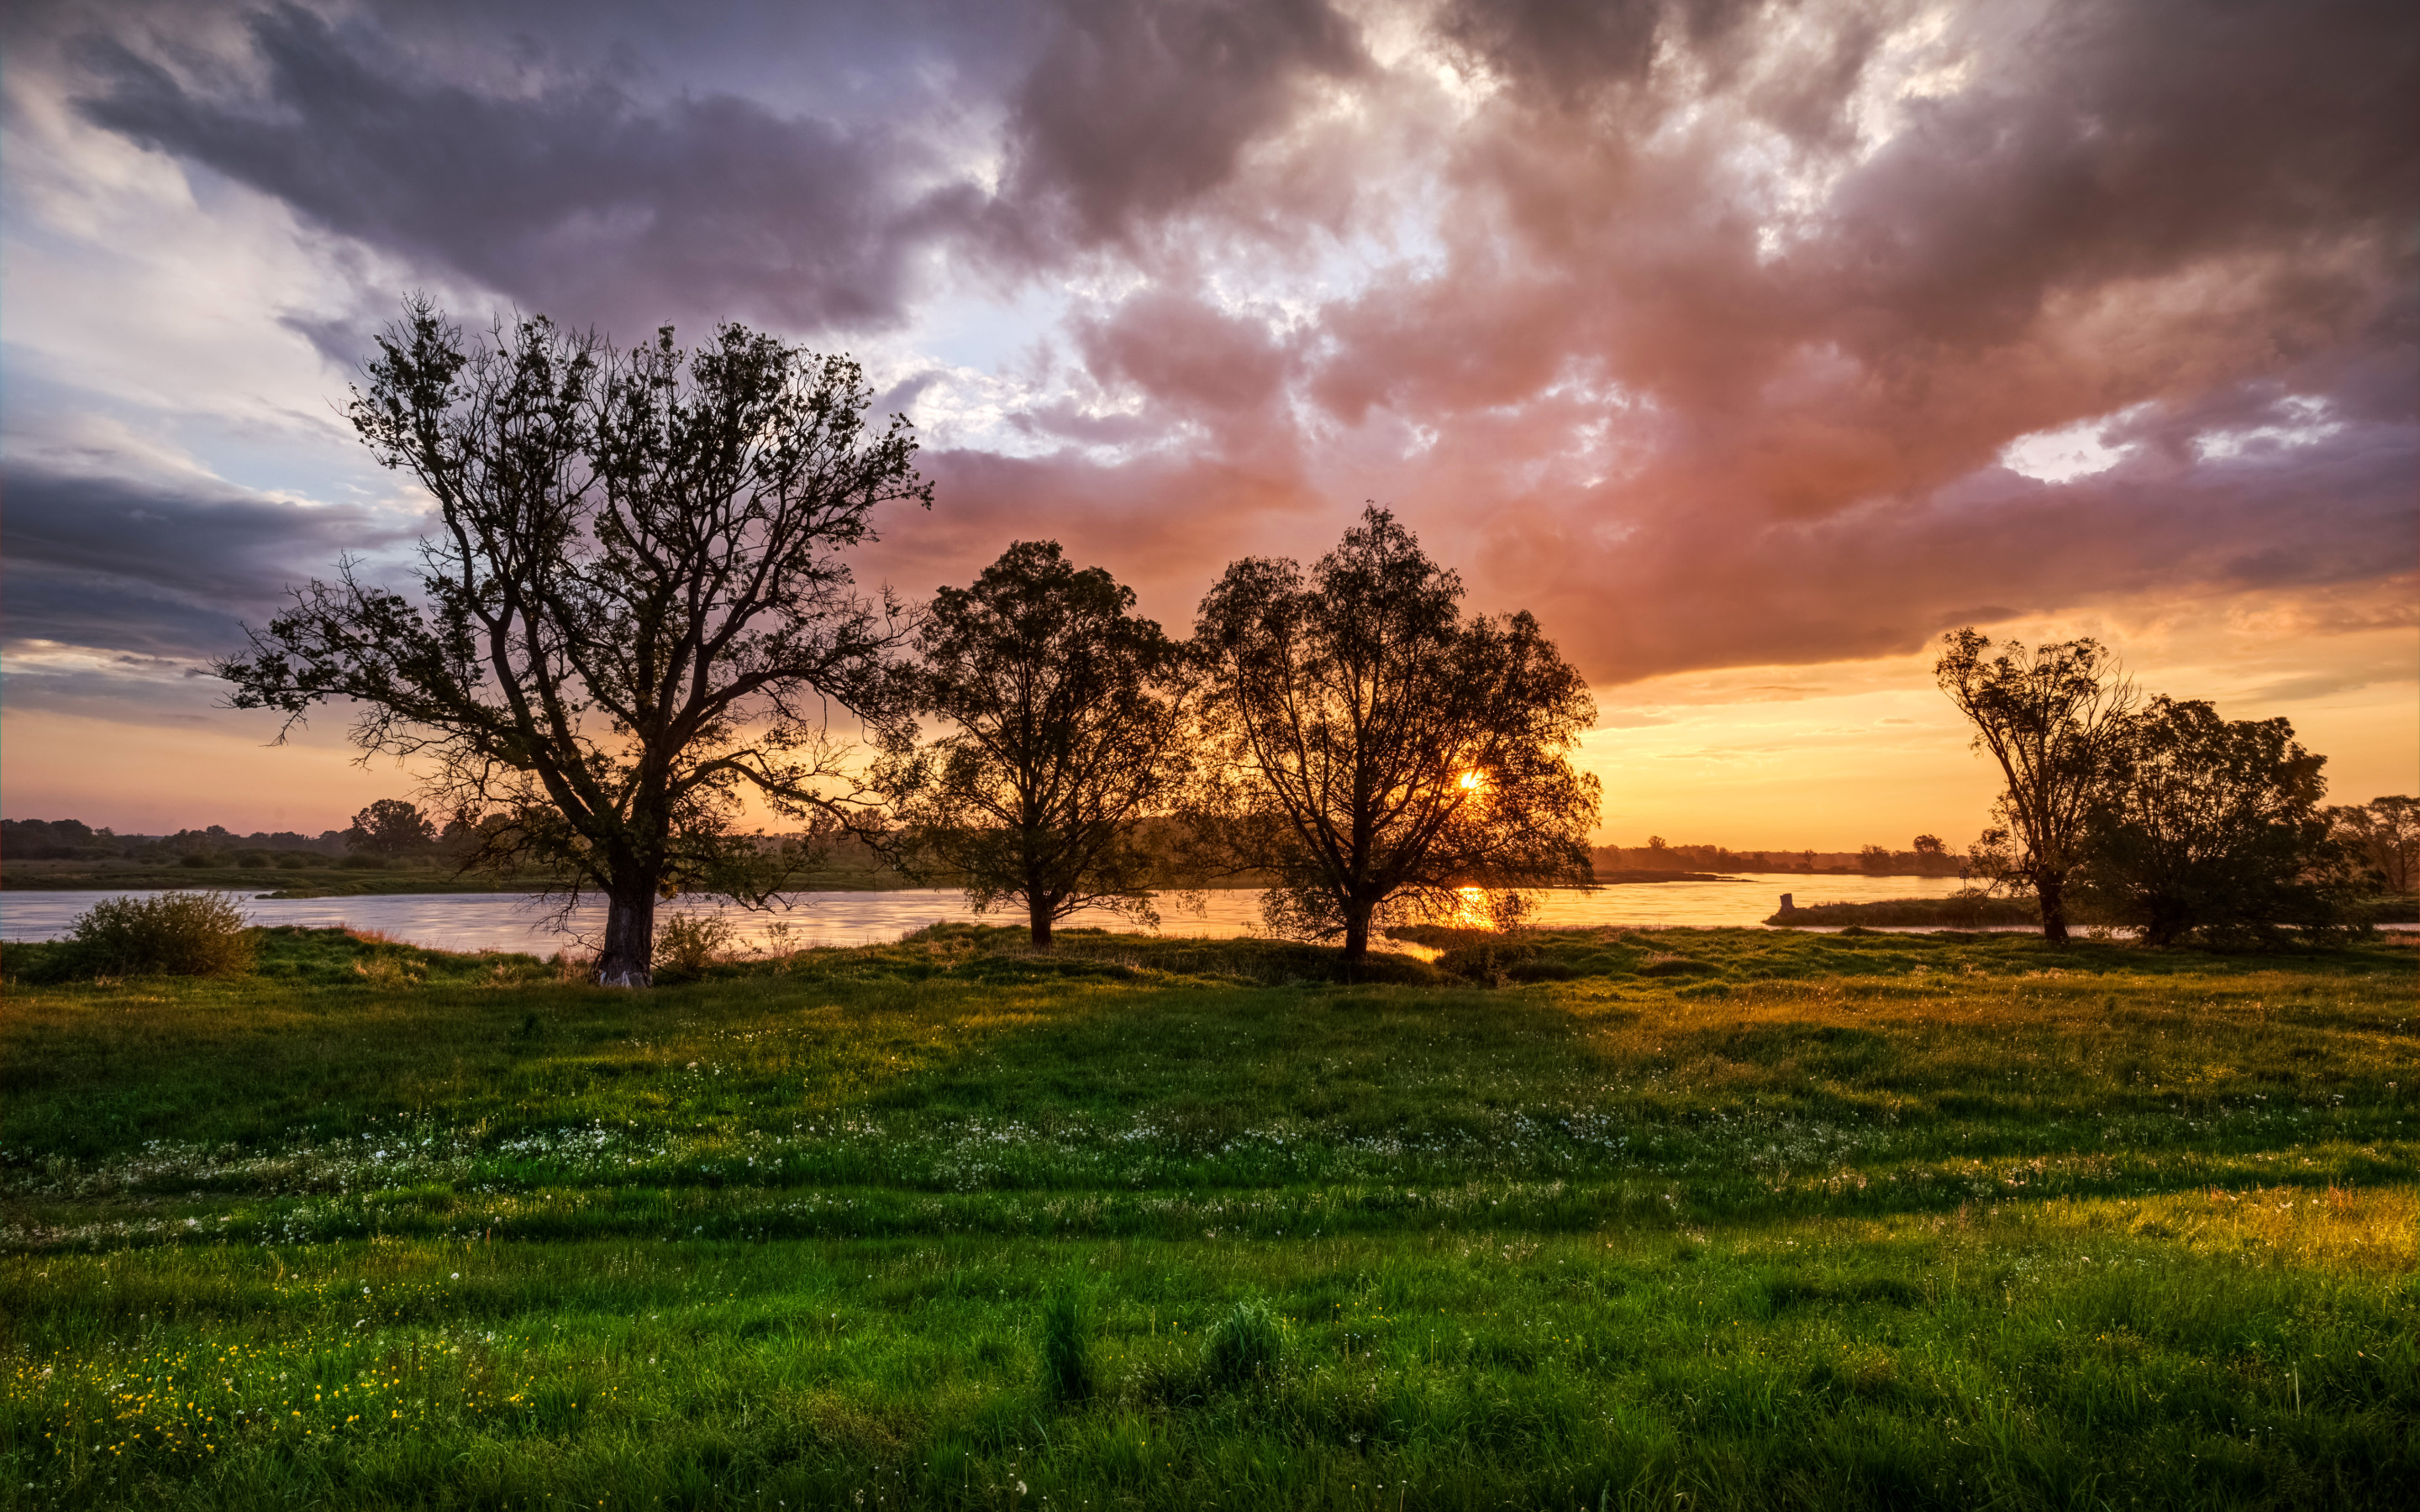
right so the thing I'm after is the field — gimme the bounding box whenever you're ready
[3,924,2413,1509]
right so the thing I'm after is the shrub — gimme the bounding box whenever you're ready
[276,853,314,870]
[339,853,388,870]
[1037,1282,1097,1404]
[68,891,255,977]
[652,913,738,982]
[177,853,215,869]
[1201,1297,1284,1391]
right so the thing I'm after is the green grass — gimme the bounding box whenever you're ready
[3,923,2413,1509]
[1765,896,2044,927]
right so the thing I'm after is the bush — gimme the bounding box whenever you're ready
[652,913,738,982]
[339,853,388,870]
[276,853,314,870]
[177,853,215,869]
[1201,1297,1284,1391]
[1037,1282,1099,1404]
[67,891,255,976]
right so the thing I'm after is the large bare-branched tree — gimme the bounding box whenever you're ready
[877,541,1192,948]
[218,299,931,984]
[1192,507,1599,963]
[1935,627,2134,945]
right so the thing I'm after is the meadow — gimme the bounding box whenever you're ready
[2,923,2412,1509]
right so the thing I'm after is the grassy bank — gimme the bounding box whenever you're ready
[3,925,2413,1509]
[1766,896,2044,928]
[1765,895,2419,929]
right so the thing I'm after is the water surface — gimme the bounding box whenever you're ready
[0,873,1978,953]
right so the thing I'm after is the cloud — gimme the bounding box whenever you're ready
[1268,0,2420,676]
[998,0,1366,249]
[0,462,402,660]
[15,0,2417,708]
[69,3,986,334]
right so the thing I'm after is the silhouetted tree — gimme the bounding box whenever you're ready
[218,300,929,985]
[878,541,1191,948]
[2329,795,2418,895]
[2073,697,2354,947]
[345,798,436,857]
[1192,507,1599,963]
[1936,629,2135,945]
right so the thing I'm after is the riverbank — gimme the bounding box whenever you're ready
[3,923,2412,1509]
[1767,894,2420,929]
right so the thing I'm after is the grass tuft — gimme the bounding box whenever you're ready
[1201,1297,1286,1392]
[1038,1278,1100,1404]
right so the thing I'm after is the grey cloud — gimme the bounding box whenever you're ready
[0,463,401,659]
[1805,0,2420,354]
[72,3,984,334]
[1437,0,1766,106]
[999,0,1365,248]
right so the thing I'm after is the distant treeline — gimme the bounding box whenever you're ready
[1594,836,1966,877]
[1,818,350,863]
[8,812,1975,880]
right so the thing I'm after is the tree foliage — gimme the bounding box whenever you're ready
[345,798,437,857]
[1192,507,1599,962]
[2328,795,2418,896]
[218,299,929,984]
[2073,697,2355,948]
[1935,628,2135,945]
[879,541,1191,948]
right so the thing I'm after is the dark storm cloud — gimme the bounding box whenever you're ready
[1437,0,1766,103]
[999,0,1365,247]
[1253,0,2420,676]
[25,0,2420,691]
[71,3,983,333]
[0,464,401,659]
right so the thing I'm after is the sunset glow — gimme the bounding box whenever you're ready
[0,0,2411,842]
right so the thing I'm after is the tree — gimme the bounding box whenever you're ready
[2329,795,2418,895]
[2073,697,2354,947]
[1192,507,1599,963]
[878,541,1191,948]
[345,798,436,857]
[1935,628,2135,945]
[218,300,930,985]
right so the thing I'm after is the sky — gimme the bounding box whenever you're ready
[3,0,2414,847]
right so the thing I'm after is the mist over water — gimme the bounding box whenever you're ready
[0,874,1981,954]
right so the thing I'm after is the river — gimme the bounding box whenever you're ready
[0,873,1979,954]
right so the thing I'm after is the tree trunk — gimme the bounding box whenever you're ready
[1029,895,1054,950]
[597,885,657,987]
[2144,895,2191,948]
[1340,896,1373,963]
[2036,869,2070,948]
